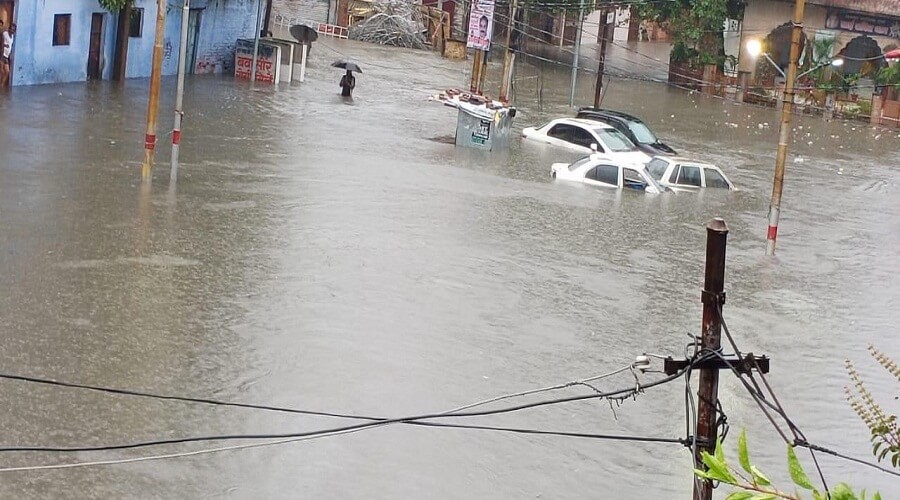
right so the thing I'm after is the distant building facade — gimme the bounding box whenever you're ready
[9,0,259,87]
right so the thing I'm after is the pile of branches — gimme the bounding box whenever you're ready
[348,0,428,50]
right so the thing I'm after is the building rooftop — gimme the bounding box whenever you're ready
[793,0,900,17]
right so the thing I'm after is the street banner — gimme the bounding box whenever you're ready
[467,0,494,51]
[235,39,281,84]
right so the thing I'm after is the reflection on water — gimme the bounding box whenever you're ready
[0,38,898,498]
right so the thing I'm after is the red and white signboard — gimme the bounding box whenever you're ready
[234,39,281,84]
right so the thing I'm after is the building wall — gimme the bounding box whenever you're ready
[12,0,118,86]
[738,0,899,73]
[12,0,257,86]
[271,0,332,25]
[125,0,180,79]
[191,0,260,75]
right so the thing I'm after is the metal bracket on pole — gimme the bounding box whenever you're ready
[664,354,770,376]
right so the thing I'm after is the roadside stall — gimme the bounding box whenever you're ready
[431,89,517,151]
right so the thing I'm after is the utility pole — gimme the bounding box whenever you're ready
[498,0,518,103]
[593,6,610,108]
[470,49,484,93]
[662,220,769,500]
[170,0,191,182]
[693,218,728,500]
[766,0,806,255]
[251,0,264,83]
[141,0,167,181]
[568,0,584,107]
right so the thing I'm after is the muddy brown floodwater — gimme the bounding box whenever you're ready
[1,39,898,498]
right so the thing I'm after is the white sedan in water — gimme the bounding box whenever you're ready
[646,156,736,191]
[522,118,652,165]
[550,155,666,194]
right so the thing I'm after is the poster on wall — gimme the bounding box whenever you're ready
[234,39,281,84]
[467,0,495,51]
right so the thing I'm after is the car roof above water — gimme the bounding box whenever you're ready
[552,117,616,129]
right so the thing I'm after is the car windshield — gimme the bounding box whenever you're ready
[627,120,658,144]
[593,128,636,152]
[647,158,669,180]
[568,156,592,171]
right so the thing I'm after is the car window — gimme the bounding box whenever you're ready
[704,168,731,189]
[568,156,592,171]
[585,164,619,185]
[647,158,668,180]
[676,165,702,187]
[593,128,636,152]
[547,124,572,140]
[668,166,680,184]
[622,168,648,190]
[627,120,658,144]
[571,126,597,149]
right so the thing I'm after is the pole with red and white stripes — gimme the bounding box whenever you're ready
[170,0,191,182]
[766,0,806,256]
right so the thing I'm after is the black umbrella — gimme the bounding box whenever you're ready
[332,60,363,73]
[289,24,318,44]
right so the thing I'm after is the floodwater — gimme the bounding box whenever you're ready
[1,38,898,498]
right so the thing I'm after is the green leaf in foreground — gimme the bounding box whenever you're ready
[738,430,753,475]
[787,445,815,490]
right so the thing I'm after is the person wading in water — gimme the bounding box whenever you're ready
[339,70,355,97]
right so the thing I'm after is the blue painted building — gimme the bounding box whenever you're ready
[10,0,260,86]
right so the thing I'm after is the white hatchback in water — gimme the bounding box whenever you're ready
[550,155,666,194]
[522,118,652,165]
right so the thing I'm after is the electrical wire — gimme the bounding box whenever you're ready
[715,306,830,493]
[0,368,694,472]
[0,366,688,454]
[703,348,900,480]
[0,363,639,425]
[0,422,689,453]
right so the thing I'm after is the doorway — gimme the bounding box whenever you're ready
[87,13,104,80]
[185,9,201,74]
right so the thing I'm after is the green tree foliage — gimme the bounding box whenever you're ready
[846,346,900,469]
[694,431,881,500]
[638,0,745,65]
[97,0,132,13]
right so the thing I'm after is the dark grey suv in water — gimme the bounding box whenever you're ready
[576,107,677,156]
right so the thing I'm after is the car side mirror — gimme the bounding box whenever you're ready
[590,143,598,152]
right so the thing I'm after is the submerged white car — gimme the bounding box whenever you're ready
[550,155,666,194]
[522,118,652,165]
[646,157,735,191]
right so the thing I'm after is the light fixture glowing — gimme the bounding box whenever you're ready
[746,39,762,58]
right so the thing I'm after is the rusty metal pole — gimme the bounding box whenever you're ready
[765,0,805,255]
[498,0,517,103]
[470,49,483,93]
[694,218,729,500]
[141,0,167,181]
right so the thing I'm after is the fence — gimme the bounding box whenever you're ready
[272,15,349,39]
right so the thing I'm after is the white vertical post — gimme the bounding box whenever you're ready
[299,43,308,82]
[171,0,191,181]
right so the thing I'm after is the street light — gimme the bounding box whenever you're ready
[745,39,786,78]
[797,57,843,79]
[746,39,843,80]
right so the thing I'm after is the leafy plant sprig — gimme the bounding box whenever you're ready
[693,430,881,500]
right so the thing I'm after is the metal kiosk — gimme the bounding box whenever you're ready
[455,101,515,151]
